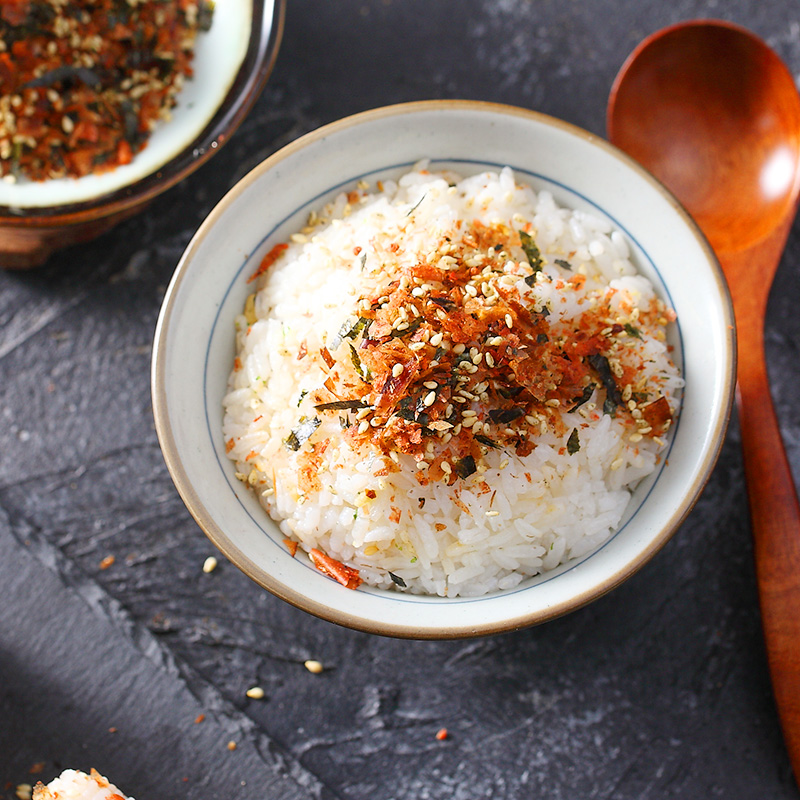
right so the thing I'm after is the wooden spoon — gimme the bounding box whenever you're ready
[608,19,800,782]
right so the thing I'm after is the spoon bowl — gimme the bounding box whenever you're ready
[608,22,800,255]
[608,19,800,783]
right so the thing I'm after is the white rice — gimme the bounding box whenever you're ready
[33,769,133,800]
[223,163,682,597]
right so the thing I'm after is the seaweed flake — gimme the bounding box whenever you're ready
[519,231,544,276]
[284,417,321,451]
[567,427,580,454]
[314,400,368,412]
[488,407,525,424]
[454,455,477,479]
[587,353,622,412]
[567,383,595,413]
[349,343,371,381]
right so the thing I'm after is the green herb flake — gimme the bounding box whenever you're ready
[554,258,572,270]
[624,323,643,339]
[567,427,580,455]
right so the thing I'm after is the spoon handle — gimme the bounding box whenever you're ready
[723,242,800,778]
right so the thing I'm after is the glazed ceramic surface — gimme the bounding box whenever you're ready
[152,100,735,638]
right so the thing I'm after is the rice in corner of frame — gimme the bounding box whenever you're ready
[33,768,134,800]
[222,161,683,598]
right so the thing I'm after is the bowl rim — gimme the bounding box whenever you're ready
[0,0,286,225]
[152,99,736,638]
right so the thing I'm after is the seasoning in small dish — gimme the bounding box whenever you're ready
[0,0,213,184]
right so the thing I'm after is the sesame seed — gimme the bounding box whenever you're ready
[629,433,643,443]
[453,343,466,354]
[441,461,452,474]
[246,686,265,699]
[472,352,483,365]
[622,384,632,402]
[429,331,444,347]
[462,409,477,417]
[465,284,478,296]
[485,510,500,517]
[202,556,218,574]
[392,363,404,377]
[505,314,514,328]
[423,381,438,389]
[424,390,436,406]
[358,421,370,434]
[485,352,495,368]
[304,660,324,673]
[409,342,426,351]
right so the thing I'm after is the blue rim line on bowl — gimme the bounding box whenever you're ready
[202,157,685,604]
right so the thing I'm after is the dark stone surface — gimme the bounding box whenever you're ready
[2,1,800,798]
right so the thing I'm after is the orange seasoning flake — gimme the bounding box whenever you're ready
[283,538,299,557]
[309,548,362,590]
[248,243,290,283]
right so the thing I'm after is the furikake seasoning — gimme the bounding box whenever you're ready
[0,0,213,183]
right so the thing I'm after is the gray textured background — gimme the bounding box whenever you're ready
[2,1,800,798]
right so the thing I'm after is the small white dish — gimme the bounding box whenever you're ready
[0,0,285,267]
[152,100,735,638]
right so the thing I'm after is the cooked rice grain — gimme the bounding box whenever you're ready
[223,164,682,597]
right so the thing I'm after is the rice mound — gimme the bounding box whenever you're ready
[223,163,683,597]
